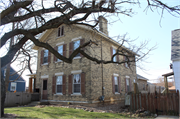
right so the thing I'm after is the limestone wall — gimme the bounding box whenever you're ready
[35,24,137,103]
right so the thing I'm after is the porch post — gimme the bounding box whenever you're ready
[29,78,32,93]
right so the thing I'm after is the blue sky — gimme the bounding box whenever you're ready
[108,1,180,81]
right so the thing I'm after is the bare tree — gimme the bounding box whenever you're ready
[0,0,179,117]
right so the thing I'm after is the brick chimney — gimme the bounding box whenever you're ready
[98,16,108,36]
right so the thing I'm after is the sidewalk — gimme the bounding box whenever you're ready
[156,115,179,119]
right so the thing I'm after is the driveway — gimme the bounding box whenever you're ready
[156,115,179,119]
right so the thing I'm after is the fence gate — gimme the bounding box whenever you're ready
[130,90,179,116]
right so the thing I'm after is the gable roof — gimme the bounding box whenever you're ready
[137,74,149,81]
[1,66,26,82]
[32,24,139,56]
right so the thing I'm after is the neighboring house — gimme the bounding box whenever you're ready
[137,74,148,92]
[171,29,180,91]
[1,66,26,92]
[147,82,165,93]
[32,16,137,105]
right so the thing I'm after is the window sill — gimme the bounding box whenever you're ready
[54,93,63,95]
[42,63,48,66]
[115,92,120,95]
[71,93,82,96]
[73,56,81,60]
[56,35,64,39]
[55,60,63,63]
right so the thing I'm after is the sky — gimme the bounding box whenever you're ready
[107,1,180,82]
[1,0,180,86]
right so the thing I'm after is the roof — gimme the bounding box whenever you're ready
[1,66,26,82]
[169,86,175,90]
[162,72,174,77]
[32,24,139,56]
[137,74,149,81]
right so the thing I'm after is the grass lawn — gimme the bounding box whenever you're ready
[5,106,130,118]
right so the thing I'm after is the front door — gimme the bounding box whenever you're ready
[42,79,47,100]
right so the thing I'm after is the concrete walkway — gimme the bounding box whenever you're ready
[156,115,179,119]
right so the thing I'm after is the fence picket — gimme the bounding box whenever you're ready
[130,91,179,116]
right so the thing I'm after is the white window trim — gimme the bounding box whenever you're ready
[56,42,64,46]
[42,63,48,66]
[56,75,63,94]
[54,93,63,95]
[72,73,81,94]
[71,93,82,96]
[71,36,82,42]
[71,70,82,74]
[73,56,81,60]
[41,75,49,79]
[10,82,17,91]
[113,73,119,77]
[55,60,63,63]
[114,76,119,93]
[55,72,64,76]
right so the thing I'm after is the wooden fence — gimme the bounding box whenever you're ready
[130,90,179,116]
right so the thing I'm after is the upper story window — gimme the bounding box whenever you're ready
[54,43,67,62]
[57,26,64,37]
[73,40,80,57]
[40,49,51,65]
[43,50,48,64]
[57,45,63,62]
[113,48,116,62]
[69,37,85,58]
[124,56,129,68]
[110,46,119,62]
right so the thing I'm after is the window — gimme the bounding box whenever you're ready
[73,40,80,57]
[56,76,63,93]
[57,26,64,37]
[10,82,16,91]
[43,50,48,64]
[4,69,6,77]
[113,48,116,62]
[125,56,129,68]
[143,83,145,90]
[114,76,118,93]
[57,45,63,61]
[73,74,81,93]
[126,78,130,92]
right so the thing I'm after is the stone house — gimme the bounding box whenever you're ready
[33,16,137,106]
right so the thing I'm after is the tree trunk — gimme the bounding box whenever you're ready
[1,70,6,117]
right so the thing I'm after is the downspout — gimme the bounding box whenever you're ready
[101,37,104,104]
